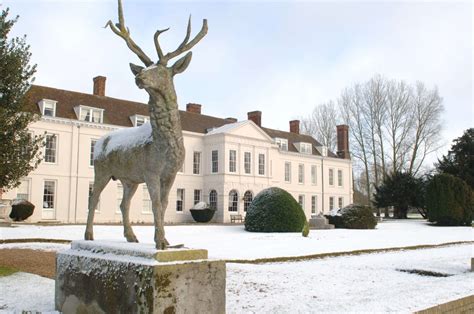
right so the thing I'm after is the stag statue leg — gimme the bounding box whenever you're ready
[160,178,175,246]
[147,178,166,249]
[120,181,139,243]
[85,175,111,240]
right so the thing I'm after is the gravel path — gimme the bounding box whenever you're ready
[0,249,56,279]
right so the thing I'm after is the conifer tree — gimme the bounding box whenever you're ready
[373,171,425,219]
[436,128,474,189]
[0,7,42,194]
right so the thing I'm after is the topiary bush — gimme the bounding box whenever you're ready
[245,187,306,232]
[9,200,35,221]
[325,204,377,229]
[426,174,473,226]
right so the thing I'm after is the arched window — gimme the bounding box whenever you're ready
[243,191,253,212]
[209,190,218,210]
[228,190,238,212]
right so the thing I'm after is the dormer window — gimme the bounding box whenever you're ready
[38,99,57,117]
[130,114,149,127]
[75,106,104,123]
[316,145,328,157]
[274,138,288,151]
[298,142,312,154]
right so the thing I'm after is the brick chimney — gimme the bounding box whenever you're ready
[93,76,106,97]
[290,120,300,134]
[247,111,262,127]
[336,124,350,159]
[186,103,201,114]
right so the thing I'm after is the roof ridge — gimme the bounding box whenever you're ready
[261,126,318,140]
[32,85,231,122]
[184,111,228,122]
[32,84,147,106]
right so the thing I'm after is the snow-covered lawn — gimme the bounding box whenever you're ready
[226,244,474,313]
[0,220,472,312]
[1,220,472,260]
[0,272,55,313]
[1,244,472,313]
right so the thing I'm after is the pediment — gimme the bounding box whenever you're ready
[206,120,273,142]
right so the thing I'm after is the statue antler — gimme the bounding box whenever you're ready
[106,0,208,68]
[105,0,154,66]
[154,15,208,66]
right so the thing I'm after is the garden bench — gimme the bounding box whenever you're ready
[230,214,244,223]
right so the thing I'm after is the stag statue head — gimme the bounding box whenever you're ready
[106,0,207,96]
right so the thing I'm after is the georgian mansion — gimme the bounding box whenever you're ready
[4,76,353,224]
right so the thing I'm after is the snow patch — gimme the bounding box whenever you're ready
[0,272,56,313]
[191,202,209,210]
[205,121,246,135]
[94,122,153,159]
[11,199,29,206]
[226,244,474,313]
[1,220,472,260]
[0,245,472,313]
[328,207,342,216]
[144,64,157,70]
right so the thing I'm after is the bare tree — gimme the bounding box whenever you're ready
[407,82,443,175]
[362,75,388,186]
[339,85,372,206]
[300,101,338,152]
[385,80,412,174]
[304,75,444,216]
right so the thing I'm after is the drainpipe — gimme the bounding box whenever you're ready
[67,124,75,223]
[321,157,325,213]
[74,125,81,223]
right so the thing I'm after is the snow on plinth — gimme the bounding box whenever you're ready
[71,240,208,262]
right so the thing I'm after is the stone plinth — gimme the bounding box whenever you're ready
[308,215,334,230]
[56,241,226,314]
[0,199,12,227]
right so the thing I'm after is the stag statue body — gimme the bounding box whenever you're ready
[85,0,208,249]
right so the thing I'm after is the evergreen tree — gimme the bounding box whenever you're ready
[373,172,425,219]
[0,8,42,194]
[426,173,472,226]
[436,128,474,189]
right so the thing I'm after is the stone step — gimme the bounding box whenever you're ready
[36,220,62,225]
[308,216,335,230]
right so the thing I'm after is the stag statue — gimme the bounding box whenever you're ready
[85,0,208,249]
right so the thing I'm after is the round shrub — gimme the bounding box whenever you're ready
[244,187,306,232]
[426,174,473,226]
[325,204,377,229]
[341,204,377,229]
[9,200,35,221]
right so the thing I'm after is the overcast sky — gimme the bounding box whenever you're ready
[4,0,473,164]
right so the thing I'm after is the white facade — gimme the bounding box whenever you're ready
[4,87,353,224]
